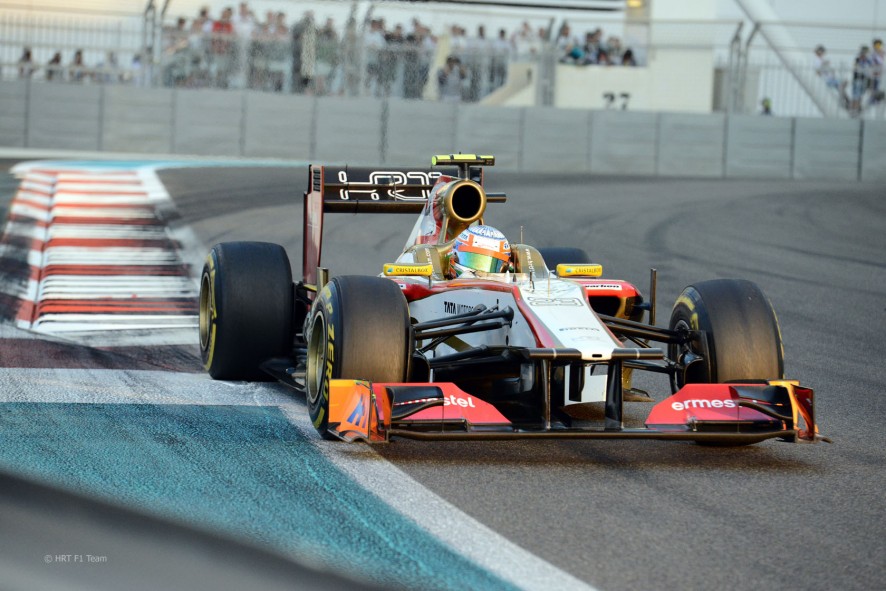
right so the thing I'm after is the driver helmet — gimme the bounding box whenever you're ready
[448,225,512,278]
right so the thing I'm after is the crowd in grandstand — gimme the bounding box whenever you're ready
[11,1,638,103]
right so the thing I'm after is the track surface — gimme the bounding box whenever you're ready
[3,162,885,590]
[161,166,886,590]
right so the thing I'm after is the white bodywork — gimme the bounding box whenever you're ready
[403,274,621,404]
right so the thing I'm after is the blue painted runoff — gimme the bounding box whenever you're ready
[0,402,517,591]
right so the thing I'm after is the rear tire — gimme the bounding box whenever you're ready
[668,279,784,386]
[305,276,412,438]
[537,247,591,269]
[199,242,293,380]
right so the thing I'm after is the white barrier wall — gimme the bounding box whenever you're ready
[28,83,101,151]
[521,107,591,173]
[725,114,793,179]
[792,118,862,181]
[0,81,27,148]
[314,97,384,164]
[102,86,174,154]
[860,121,886,182]
[589,111,658,176]
[173,90,244,156]
[243,93,313,159]
[386,99,458,166]
[657,113,725,177]
[0,81,880,183]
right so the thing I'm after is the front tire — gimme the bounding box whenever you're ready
[669,279,784,386]
[305,276,412,438]
[199,242,293,380]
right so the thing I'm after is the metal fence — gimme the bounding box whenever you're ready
[0,9,145,84]
[1,6,883,119]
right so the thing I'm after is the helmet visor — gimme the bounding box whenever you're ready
[455,250,509,273]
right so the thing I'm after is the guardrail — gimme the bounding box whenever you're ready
[0,81,882,181]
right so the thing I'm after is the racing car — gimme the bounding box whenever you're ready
[198,154,826,446]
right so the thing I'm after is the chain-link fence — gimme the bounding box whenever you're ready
[0,8,145,84]
[1,3,883,119]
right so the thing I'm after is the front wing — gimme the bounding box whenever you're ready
[326,379,827,445]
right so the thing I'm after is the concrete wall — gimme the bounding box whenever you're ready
[657,112,725,177]
[725,114,793,179]
[173,90,243,156]
[0,81,879,182]
[102,85,174,154]
[792,118,861,181]
[521,107,591,173]
[243,93,313,159]
[590,111,658,176]
[0,81,28,148]
[28,83,101,151]
[386,99,457,166]
[860,120,886,182]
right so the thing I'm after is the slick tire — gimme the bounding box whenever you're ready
[668,279,784,387]
[199,242,293,381]
[305,276,412,439]
[537,247,591,269]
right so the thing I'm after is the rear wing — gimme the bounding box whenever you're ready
[306,164,483,214]
[302,159,500,287]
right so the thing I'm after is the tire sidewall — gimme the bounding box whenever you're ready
[200,249,222,372]
[306,282,339,435]
[669,286,715,384]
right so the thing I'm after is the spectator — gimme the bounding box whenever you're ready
[233,2,256,36]
[363,18,386,96]
[403,24,432,99]
[555,23,581,63]
[231,2,256,88]
[621,49,637,67]
[581,28,604,65]
[871,38,884,105]
[812,45,841,90]
[253,11,288,91]
[490,28,510,88]
[341,14,361,97]
[465,25,489,101]
[191,6,213,35]
[210,6,235,88]
[129,52,144,86]
[297,11,317,93]
[511,21,536,60]
[607,36,622,62]
[162,17,189,87]
[851,45,873,115]
[314,18,339,95]
[18,47,35,79]
[68,49,88,82]
[437,55,466,102]
[187,6,213,85]
[95,51,120,83]
[380,22,404,97]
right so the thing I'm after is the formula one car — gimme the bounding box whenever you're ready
[199,154,826,446]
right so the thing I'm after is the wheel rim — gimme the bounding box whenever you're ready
[199,272,213,351]
[306,313,327,406]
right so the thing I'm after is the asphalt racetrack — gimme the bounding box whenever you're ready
[2,161,884,590]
